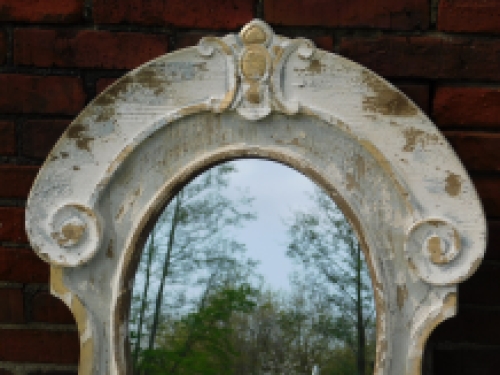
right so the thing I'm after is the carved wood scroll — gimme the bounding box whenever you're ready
[26,20,486,375]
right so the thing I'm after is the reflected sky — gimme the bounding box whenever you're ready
[225,159,316,291]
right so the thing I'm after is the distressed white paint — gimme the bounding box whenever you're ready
[25,20,486,375]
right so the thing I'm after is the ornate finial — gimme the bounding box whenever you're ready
[197,19,317,120]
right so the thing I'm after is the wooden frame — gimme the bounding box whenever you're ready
[26,20,486,375]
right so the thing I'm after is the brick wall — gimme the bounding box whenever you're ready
[0,1,499,374]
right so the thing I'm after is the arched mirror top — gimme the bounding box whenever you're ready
[26,19,486,375]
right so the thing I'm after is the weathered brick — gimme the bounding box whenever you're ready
[0,74,85,114]
[395,83,429,114]
[264,0,429,30]
[14,29,169,70]
[0,207,27,243]
[175,32,207,51]
[0,31,6,65]
[0,288,24,323]
[32,291,75,324]
[434,87,500,128]
[438,0,500,34]
[312,36,334,52]
[0,247,49,283]
[473,177,500,218]
[94,0,255,29]
[95,78,118,95]
[340,36,500,81]
[0,121,16,156]
[0,166,38,199]
[22,120,70,159]
[0,0,83,23]
[444,132,500,173]
[0,330,79,363]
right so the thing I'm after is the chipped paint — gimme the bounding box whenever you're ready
[397,285,408,310]
[307,59,323,73]
[402,127,439,152]
[25,19,486,375]
[427,236,447,264]
[52,221,86,247]
[67,124,94,151]
[445,172,462,197]
[362,71,418,117]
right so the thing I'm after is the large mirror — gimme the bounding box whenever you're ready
[26,20,486,375]
[129,159,376,375]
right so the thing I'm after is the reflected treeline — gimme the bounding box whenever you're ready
[129,161,376,375]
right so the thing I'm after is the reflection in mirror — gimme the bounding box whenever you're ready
[129,160,376,375]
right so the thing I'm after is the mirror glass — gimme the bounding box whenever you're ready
[129,159,376,375]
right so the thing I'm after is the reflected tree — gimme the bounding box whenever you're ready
[130,162,257,373]
[130,160,377,375]
[286,187,376,375]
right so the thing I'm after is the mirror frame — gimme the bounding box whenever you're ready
[26,20,486,375]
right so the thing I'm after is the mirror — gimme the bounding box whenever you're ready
[129,159,376,375]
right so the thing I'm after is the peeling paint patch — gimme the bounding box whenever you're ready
[397,285,408,310]
[362,71,417,117]
[94,76,134,106]
[67,124,94,152]
[402,127,439,152]
[52,222,86,247]
[307,59,323,73]
[445,172,461,197]
[346,172,359,191]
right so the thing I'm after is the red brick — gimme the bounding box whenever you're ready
[438,0,500,34]
[0,166,38,199]
[434,87,500,128]
[95,78,118,95]
[473,177,500,218]
[94,0,255,29]
[444,132,500,173]
[395,83,429,114]
[312,36,334,52]
[0,0,83,23]
[32,291,75,324]
[0,330,79,363]
[0,288,24,323]
[460,263,500,307]
[175,32,208,51]
[431,308,500,345]
[0,207,27,243]
[23,120,70,159]
[0,74,85,114]
[0,31,6,65]
[264,0,429,30]
[14,29,169,70]
[340,36,500,81]
[0,247,49,283]
[0,121,16,156]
